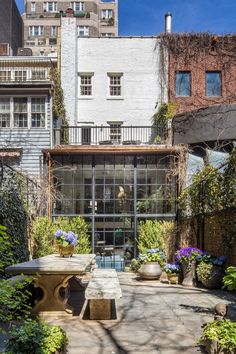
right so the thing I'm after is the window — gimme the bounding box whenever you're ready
[29,26,44,36]
[49,38,57,45]
[101,9,113,19]
[78,26,89,37]
[108,122,122,143]
[51,26,57,37]
[108,74,122,97]
[31,98,46,128]
[71,1,84,12]
[79,74,93,96]
[0,71,11,82]
[14,98,28,128]
[101,33,113,37]
[14,70,27,82]
[31,2,36,11]
[175,72,191,97]
[43,2,57,12]
[206,72,221,96]
[0,98,10,128]
[31,69,46,80]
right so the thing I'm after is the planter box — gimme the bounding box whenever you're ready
[203,339,236,354]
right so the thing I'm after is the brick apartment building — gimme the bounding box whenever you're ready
[22,0,118,56]
[0,0,23,55]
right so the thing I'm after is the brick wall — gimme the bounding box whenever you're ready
[168,37,236,115]
[0,43,9,56]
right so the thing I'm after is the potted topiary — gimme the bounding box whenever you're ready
[164,263,181,284]
[196,254,226,289]
[138,248,166,280]
[5,319,68,354]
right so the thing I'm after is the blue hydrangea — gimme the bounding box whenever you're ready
[54,229,64,238]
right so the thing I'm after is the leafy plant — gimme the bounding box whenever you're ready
[31,216,91,258]
[164,263,180,274]
[199,320,236,352]
[175,247,203,264]
[196,262,216,282]
[137,220,165,253]
[49,67,68,126]
[54,230,78,246]
[0,277,33,332]
[0,224,13,277]
[5,319,68,354]
[138,248,166,267]
[223,266,236,291]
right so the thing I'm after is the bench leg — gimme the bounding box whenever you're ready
[89,299,111,320]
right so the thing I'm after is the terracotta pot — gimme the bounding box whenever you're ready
[181,260,197,287]
[58,245,74,257]
[138,262,162,280]
[167,273,179,284]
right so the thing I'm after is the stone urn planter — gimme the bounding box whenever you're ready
[203,339,236,354]
[199,265,224,289]
[181,260,197,287]
[138,262,162,280]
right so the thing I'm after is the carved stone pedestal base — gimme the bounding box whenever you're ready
[89,299,111,320]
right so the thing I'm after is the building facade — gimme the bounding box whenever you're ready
[42,20,177,266]
[0,0,23,55]
[22,0,118,56]
[0,56,56,176]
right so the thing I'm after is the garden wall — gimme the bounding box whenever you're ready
[179,209,236,266]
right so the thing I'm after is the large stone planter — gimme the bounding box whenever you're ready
[181,260,197,287]
[203,339,236,354]
[200,266,224,289]
[138,262,162,280]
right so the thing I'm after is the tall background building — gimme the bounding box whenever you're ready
[0,0,23,55]
[22,0,118,56]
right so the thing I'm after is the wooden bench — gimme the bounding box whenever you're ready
[85,269,122,320]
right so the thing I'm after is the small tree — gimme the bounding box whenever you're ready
[137,220,165,253]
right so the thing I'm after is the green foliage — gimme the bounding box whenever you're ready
[196,262,215,282]
[223,266,236,291]
[5,319,68,354]
[137,220,165,253]
[152,102,177,127]
[49,67,68,126]
[0,277,33,331]
[139,249,166,267]
[31,216,91,258]
[0,225,13,276]
[199,320,236,352]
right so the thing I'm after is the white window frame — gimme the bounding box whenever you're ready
[31,2,36,12]
[101,9,113,19]
[108,121,123,143]
[107,73,123,99]
[29,26,44,36]
[0,97,11,128]
[78,26,89,37]
[51,26,57,37]
[43,2,58,12]
[0,96,47,129]
[78,73,94,99]
[71,1,85,12]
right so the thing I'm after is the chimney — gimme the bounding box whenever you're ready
[165,12,172,33]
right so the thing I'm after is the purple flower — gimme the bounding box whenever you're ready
[175,247,203,263]
[54,229,64,238]
[164,263,180,273]
[54,229,78,246]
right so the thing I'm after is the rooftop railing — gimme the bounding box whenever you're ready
[53,125,169,146]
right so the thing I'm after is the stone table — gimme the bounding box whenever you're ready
[6,254,96,316]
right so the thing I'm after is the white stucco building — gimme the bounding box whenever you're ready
[60,18,167,131]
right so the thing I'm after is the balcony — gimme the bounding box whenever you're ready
[53,125,169,146]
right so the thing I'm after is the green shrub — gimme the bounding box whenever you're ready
[223,266,236,291]
[137,220,165,253]
[197,262,215,282]
[0,277,33,331]
[31,216,91,258]
[199,320,236,352]
[5,319,68,354]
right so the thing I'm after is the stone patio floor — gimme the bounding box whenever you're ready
[44,272,236,354]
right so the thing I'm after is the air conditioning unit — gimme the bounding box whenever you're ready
[17,48,33,56]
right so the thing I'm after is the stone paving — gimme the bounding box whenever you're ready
[44,272,236,354]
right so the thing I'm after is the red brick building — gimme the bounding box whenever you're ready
[166,34,236,115]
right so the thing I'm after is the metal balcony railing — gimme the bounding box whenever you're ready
[53,125,169,146]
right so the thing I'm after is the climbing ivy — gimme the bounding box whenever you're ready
[49,67,68,126]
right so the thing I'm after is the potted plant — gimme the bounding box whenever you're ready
[175,247,203,287]
[199,320,236,354]
[138,248,166,280]
[164,263,181,284]
[197,255,226,289]
[223,266,236,291]
[5,319,68,354]
[54,229,78,257]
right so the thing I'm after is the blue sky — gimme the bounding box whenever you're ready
[16,0,236,35]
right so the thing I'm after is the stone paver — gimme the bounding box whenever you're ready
[42,272,236,354]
